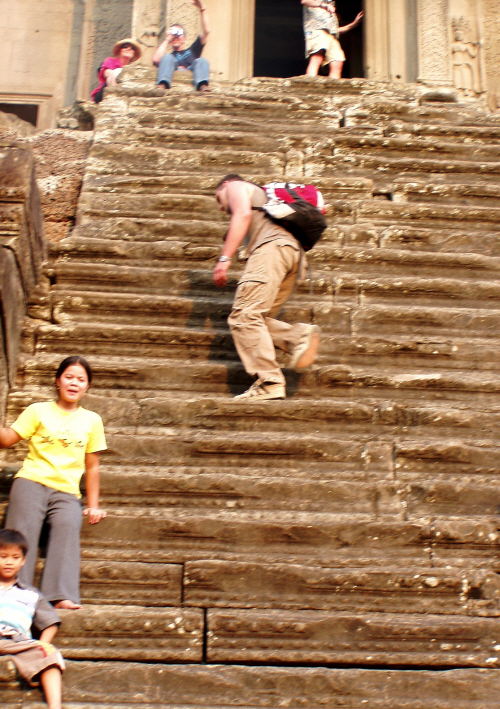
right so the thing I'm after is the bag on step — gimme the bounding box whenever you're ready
[255,182,327,252]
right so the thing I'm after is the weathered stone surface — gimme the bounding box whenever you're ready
[185,560,471,615]
[25,130,93,243]
[0,111,35,144]
[6,661,499,708]
[79,560,182,606]
[0,147,45,293]
[1,74,499,707]
[207,609,499,666]
[0,249,25,387]
[72,508,496,569]
[0,145,44,393]
[57,606,203,661]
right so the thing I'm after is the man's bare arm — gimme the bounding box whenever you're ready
[193,0,210,44]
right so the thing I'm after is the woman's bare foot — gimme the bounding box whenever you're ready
[53,599,82,610]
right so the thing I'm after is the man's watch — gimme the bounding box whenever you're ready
[218,255,231,262]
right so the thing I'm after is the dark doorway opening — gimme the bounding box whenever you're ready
[253,0,364,79]
[337,0,364,78]
[253,0,305,78]
[0,103,38,127]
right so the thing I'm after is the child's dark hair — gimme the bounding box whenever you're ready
[0,528,28,556]
[55,355,93,384]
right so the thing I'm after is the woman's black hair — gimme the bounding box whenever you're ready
[55,355,93,384]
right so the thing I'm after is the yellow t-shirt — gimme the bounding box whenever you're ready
[11,401,107,498]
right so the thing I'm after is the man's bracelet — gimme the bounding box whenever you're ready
[218,255,231,263]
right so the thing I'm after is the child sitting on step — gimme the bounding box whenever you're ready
[0,355,107,610]
[0,529,65,709]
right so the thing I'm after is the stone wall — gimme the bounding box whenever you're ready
[0,110,91,419]
[0,144,44,413]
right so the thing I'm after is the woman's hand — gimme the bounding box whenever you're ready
[83,507,107,524]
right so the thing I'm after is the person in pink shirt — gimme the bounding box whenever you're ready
[91,38,142,103]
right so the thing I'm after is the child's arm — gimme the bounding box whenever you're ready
[83,452,106,524]
[39,623,59,644]
[339,11,364,33]
[0,427,21,448]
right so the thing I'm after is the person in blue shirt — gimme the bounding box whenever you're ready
[153,0,210,92]
[0,529,64,709]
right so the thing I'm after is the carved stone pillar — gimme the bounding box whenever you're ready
[364,0,418,84]
[416,0,452,85]
[478,0,499,110]
[132,0,167,64]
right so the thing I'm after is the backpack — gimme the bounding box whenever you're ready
[254,182,327,251]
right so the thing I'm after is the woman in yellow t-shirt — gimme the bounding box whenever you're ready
[0,356,107,610]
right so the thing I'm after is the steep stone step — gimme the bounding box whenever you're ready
[391,178,500,206]
[184,560,498,616]
[72,192,500,239]
[54,605,202,661]
[385,121,500,145]
[74,558,496,615]
[378,224,500,256]
[95,466,499,516]
[86,141,286,178]
[36,605,499,667]
[79,559,182,607]
[48,268,500,330]
[74,504,497,569]
[49,249,500,293]
[66,216,499,256]
[325,151,500,182]
[10,661,499,708]
[330,134,500,163]
[206,609,499,667]
[358,201,500,233]
[100,126,285,153]
[50,237,500,284]
[12,349,500,406]
[344,100,500,132]
[80,172,373,201]
[27,306,500,355]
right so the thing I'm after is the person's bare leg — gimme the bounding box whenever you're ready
[305,53,324,77]
[40,667,62,709]
[328,60,344,78]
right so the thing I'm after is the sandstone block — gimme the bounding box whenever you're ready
[57,605,203,661]
[0,249,26,386]
[185,560,469,615]
[207,609,499,666]
[79,560,182,607]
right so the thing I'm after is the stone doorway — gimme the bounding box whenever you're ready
[337,0,364,78]
[253,0,365,79]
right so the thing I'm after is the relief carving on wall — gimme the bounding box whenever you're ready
[133,0,166,62]
[451,16,483,96]
[416,0,452,85]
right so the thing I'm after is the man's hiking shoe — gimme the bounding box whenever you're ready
[289,325,320,370]
[233,381,285,401]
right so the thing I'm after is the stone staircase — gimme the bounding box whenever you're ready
[1,73,499,706]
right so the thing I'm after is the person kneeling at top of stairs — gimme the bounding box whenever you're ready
[213,174,321,401]
[153,0,210,92]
